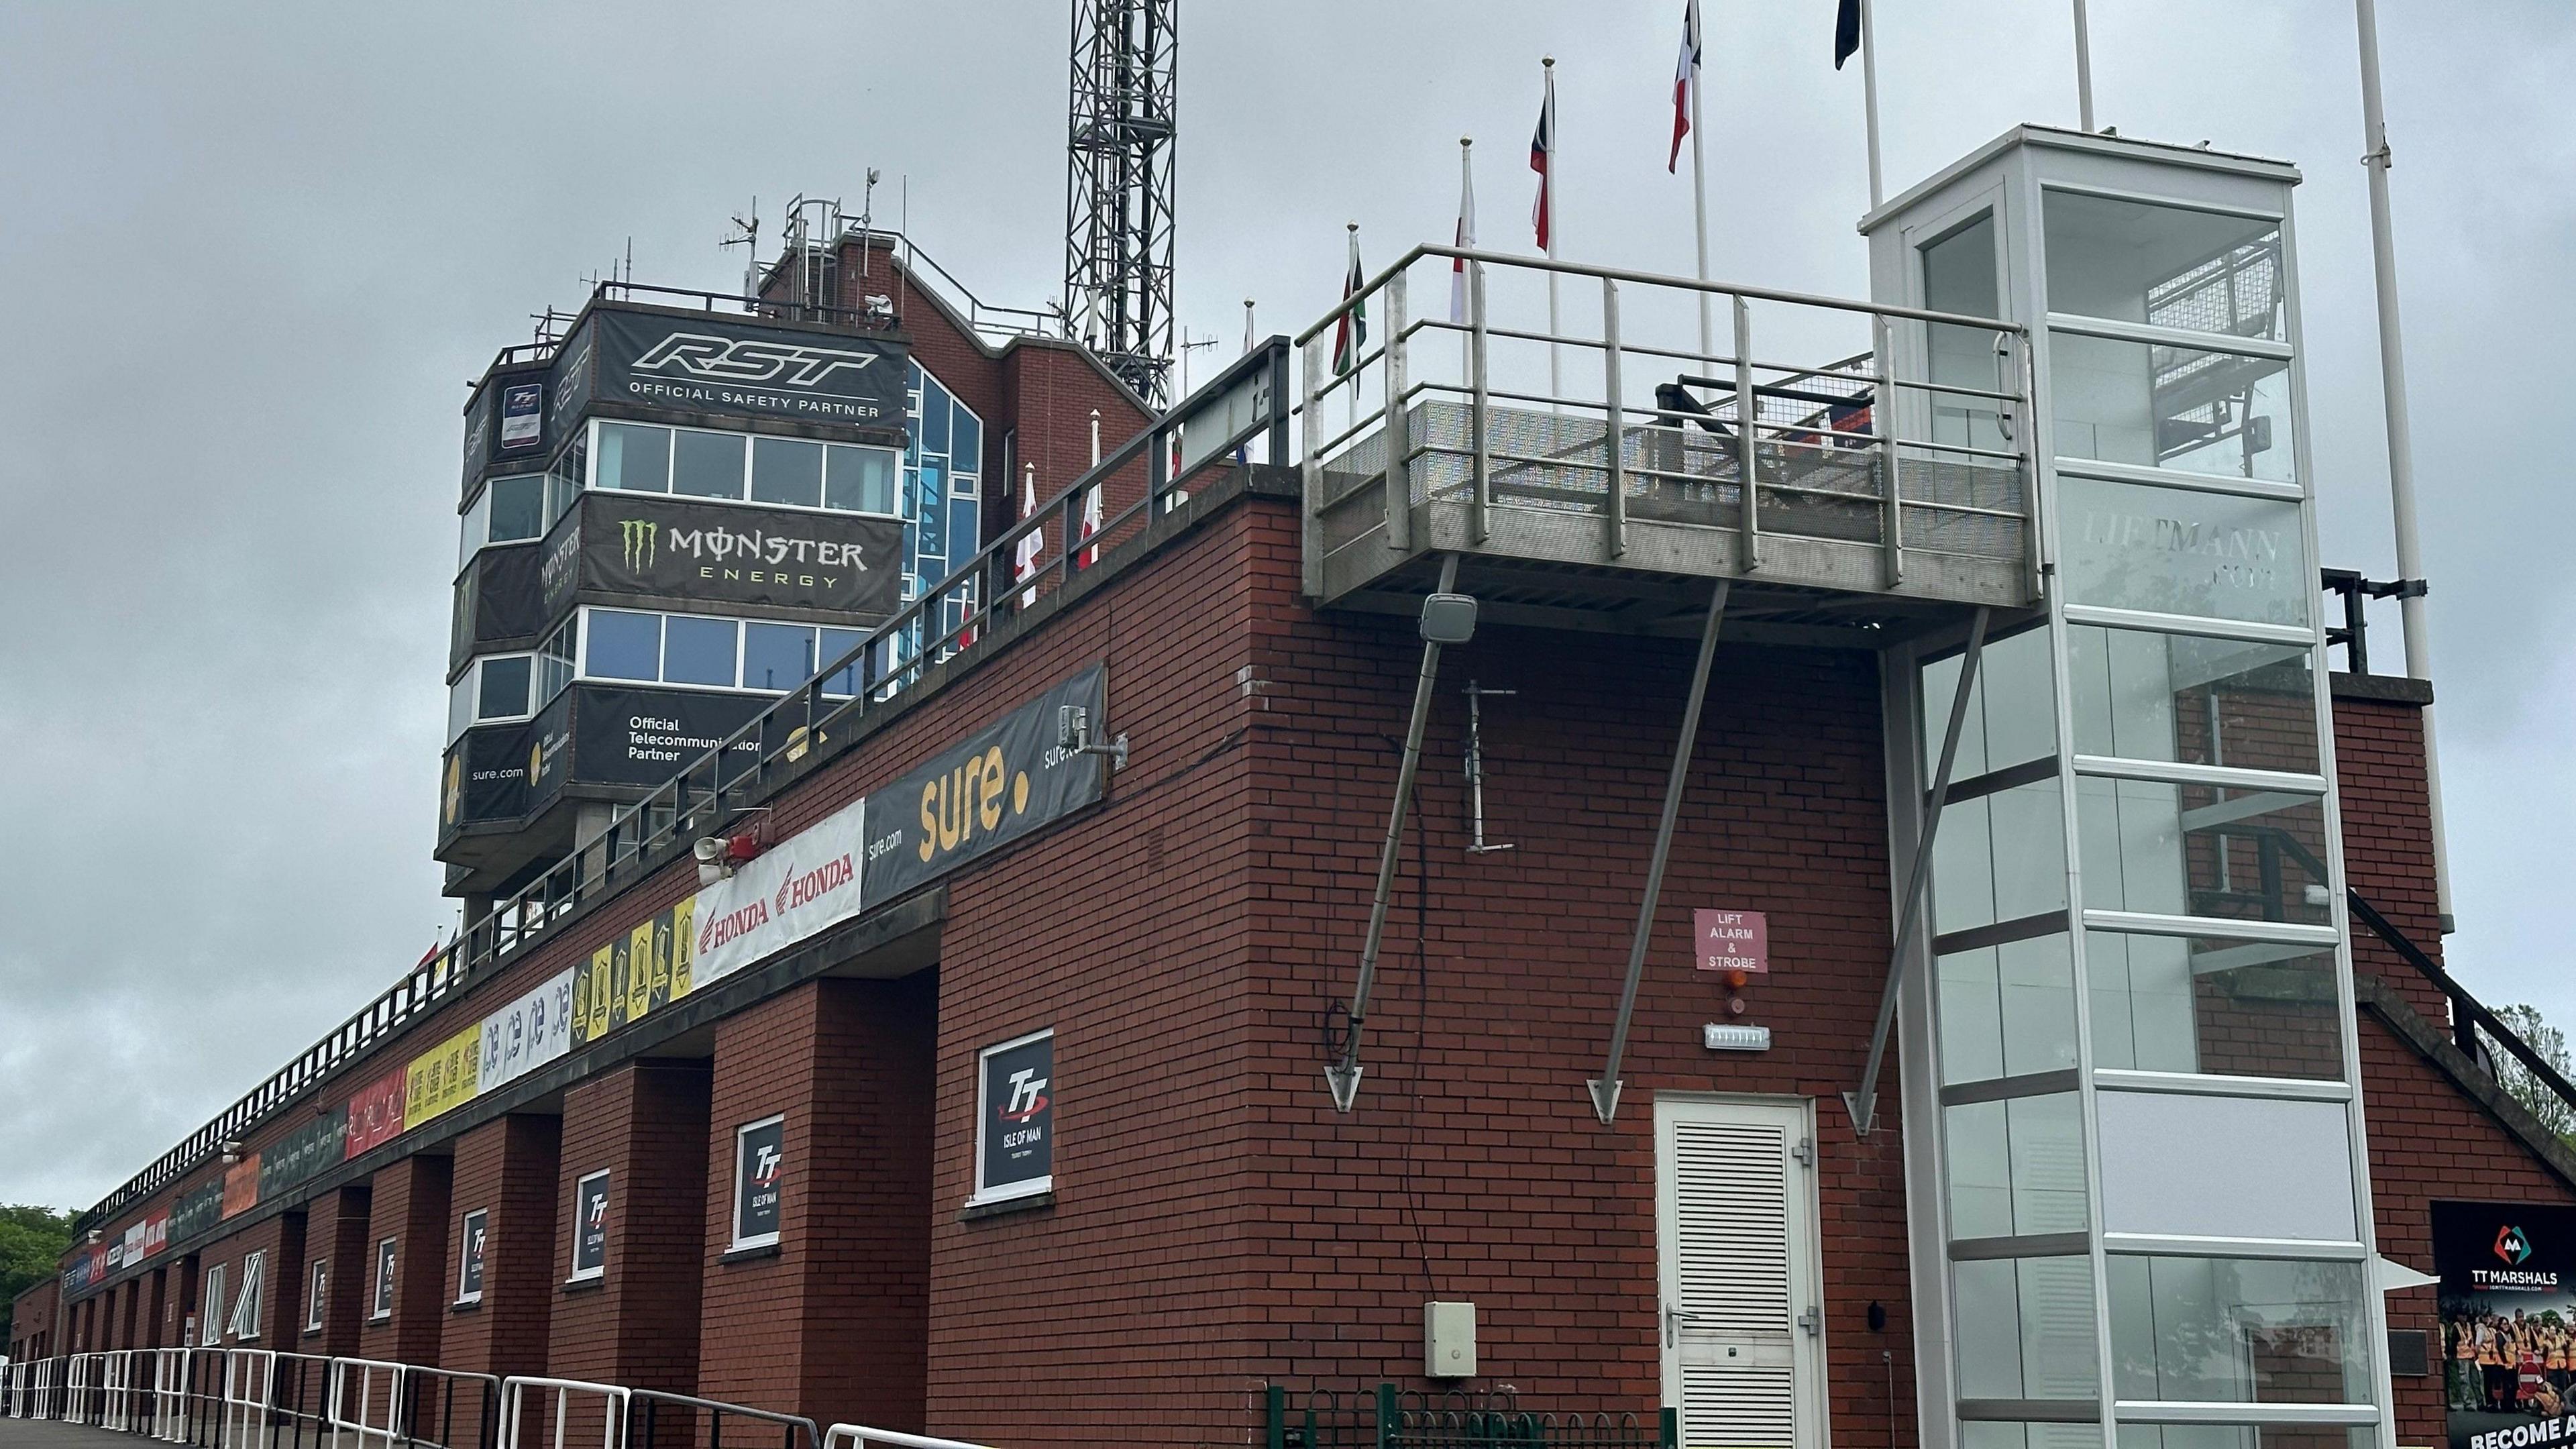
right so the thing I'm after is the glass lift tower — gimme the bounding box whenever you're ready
[1870,129,2392,1449]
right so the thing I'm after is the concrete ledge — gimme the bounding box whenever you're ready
[2330,671,2433,705]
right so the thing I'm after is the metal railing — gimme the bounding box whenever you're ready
[2321,568,2424,676]
[1264,1385,1676,1449]
[327,1356,502,1449]
[2348,886,2576,1126]
[629,1389,818,1449]
[1296,243,2033,596]
[821,1426,997,1449]
[72,333,1293,1246]
[496,1376,629,1449]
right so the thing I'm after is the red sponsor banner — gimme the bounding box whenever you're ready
[87,1243,109,1282]
[345,1067,409,1159]
[1694,908,1770,973]
[221,1155,260,1218]
[142,1210,168,1257]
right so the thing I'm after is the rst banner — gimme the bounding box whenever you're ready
[2439,1202,2576,1449]
[572,492,903,619]
[861,665,1108,905]
[584,307,908,429]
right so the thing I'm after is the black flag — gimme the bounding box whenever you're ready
[1835,0,1862,69]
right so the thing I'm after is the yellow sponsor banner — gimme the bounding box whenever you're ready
[405,1025,484,1128]
[569,896,696,1049]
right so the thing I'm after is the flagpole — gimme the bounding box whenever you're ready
[1458,137,1475,382]
[1543,57,1561,405]
[2072,0,2096,131]
[1688,1,1711,360]
[1858,0,1884,207]
[2355,0,2453,927]
[1346,221,1360,436]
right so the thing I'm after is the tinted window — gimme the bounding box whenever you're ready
[478,657,533,718]
[661,616,739,686]
[751,438,824,508]
[819,628,864,697]
[586,610,661,680]
[826,445,896,514]
[597,424,669,492]
[673,431,746,500]
[742,623,816,692]
[487,476,545,542]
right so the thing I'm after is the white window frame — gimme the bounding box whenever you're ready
[449,652,541,743]
[304,1259,326,1334]
[568,1170,610,1283]
[458,473,553,573]
[199,1263,225,1346]
[971,1028,1057,1207]
[584,419,902,520]
[455,1208,489,1305]
[573,604,862,699]
[368,1238,396,1323]
[229,1250,264,1341]
[730,1115,786,1252]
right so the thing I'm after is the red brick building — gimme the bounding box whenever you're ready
[13,128,2575,1449]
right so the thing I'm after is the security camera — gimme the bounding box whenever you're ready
[1057,705,1128,770]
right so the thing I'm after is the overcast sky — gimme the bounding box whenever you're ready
[1,1,2567,1210]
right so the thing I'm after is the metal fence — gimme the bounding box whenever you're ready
[0,1352,938,1449]
[1265,1385,1676,1449]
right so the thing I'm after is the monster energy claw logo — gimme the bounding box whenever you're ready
[622,519,656,570]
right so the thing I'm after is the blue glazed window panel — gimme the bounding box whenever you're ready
[586,610,661,680]
[661,616,739,687]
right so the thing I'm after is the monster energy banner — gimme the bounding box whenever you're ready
[573,493,903,619]
[2439,1202,2576,1449]
[259,1107,350,1199]
[570,685,768,788]
[587,307,908,430]
[861,665,1108,905]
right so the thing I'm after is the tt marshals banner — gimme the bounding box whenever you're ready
[2440,1202,2576,1449]
[861,666,1109,906]
[694,794,869,988]
[587,307,908,429]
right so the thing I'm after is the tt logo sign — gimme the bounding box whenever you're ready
[1002,1068,1050,1123]
[752,1144,782,1186]
[633,333,881,390]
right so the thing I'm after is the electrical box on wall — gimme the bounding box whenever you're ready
[1424,1300,1477,1379]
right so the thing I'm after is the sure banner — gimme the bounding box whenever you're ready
[860,665,1108,906]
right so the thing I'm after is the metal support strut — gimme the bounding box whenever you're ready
[1589,580,1731,1125]
[1327,553,1462,1114]
[1845,606,1990,1137]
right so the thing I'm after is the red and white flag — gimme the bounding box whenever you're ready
[1528,66,1556,250]
[1014,464,1043,607]
[1670,0,1701,173]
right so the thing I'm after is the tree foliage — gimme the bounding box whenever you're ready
[1,1204,75,1307]
[2492,1003,2576,1146]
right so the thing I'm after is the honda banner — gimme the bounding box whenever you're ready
[692,794,868,989]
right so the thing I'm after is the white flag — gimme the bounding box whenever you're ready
[1450,142,1478,325]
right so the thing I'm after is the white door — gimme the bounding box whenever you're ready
[1656,1096,1825,1449]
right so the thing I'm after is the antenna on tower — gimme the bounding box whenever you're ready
[1063,0,1179,405]
[722,197,761,301]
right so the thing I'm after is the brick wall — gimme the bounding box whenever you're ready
[297,1184,374,1357]
[549,1060,713,1395]
[695,976,935,1430]
[2333,678,2448,1023]
[360,1152,452,1366]
[441,1114,561,1377]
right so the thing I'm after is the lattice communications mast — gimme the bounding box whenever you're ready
[1062,0,1177,405]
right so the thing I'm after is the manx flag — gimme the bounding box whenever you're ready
[1332,227,1366,376]
[1670,0,1701,173]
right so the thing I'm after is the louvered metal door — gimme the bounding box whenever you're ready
[1655,1097,1822,1449]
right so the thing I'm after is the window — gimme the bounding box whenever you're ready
[2057,476,2309,628]
[570,1171,610,1281]
[455,1208,489,1305]
[972,1029,1055,1205]
[370,1238,396,1322]
[538,616,577,704]
[200,1263,225,1346]
[731,1117,786,1250]
[570,608,861,697]
[305,1260,326,1333]
[449,653,539,743]
[902,364,985,595]
[458,475,550,570]
[229,1250,264,1340]
[590,419,900,517]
